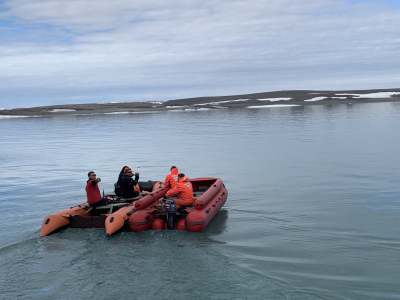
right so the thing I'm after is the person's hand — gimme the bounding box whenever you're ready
[96,178,101,183]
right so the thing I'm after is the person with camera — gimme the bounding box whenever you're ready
[115,167,140,198]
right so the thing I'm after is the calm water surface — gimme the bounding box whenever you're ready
[0,103,399,299]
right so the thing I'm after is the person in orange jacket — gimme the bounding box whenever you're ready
[164,173,194,206]
[164,166,179,188]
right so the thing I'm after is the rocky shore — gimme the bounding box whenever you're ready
[1,88,400,117]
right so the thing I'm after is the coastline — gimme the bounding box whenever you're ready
[1,88,400,118]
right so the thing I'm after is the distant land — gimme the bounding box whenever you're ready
[1,88,400,118]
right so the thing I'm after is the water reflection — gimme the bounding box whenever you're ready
[202,209,229,235]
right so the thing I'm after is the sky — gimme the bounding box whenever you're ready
[1,0,400,109]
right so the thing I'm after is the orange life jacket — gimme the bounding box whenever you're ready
[164,167,179,188]
[134,184,141,194]
[165,176,194,206]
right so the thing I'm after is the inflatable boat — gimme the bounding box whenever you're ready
[129,177,228,232]
[40,177,227,236]
[40,181,164,237]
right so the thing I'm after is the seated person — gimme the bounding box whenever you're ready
[164,166,179,188]
[117,166,129,181]
[163,173,194,207]
[115,167,140,198]
[86,171,110,207]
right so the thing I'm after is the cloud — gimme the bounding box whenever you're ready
[0,0,400,108]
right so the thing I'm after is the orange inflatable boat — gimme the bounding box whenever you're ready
[105,183,167,236]
[129,177,228,232]
[40,203,90,237]
[40,181,163,237]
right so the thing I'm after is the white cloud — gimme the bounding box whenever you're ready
[0,0,400,108]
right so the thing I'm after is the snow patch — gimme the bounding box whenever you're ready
[195,99,250,105]
[304,97,327,102]
[336,92,400,98]
[257,97,292,102]
[247,104,300,108]
[49,109,77,112]
[104,111,130,115]
[0,115,30,119]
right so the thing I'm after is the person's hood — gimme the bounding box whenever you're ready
[178,175,189,183]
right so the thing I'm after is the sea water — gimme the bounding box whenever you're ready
[0,102,399,300]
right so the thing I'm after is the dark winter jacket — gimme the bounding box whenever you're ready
[115,173,139,198]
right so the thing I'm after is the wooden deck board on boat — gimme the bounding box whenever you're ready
[70,215,108,228]
[95,203,130,210]
[70,203,131,228]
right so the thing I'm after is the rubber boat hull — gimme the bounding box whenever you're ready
[186,178,228,232]
[128,177,227,232]
[104,203,136,236]
[40,181,163,236]
[105,184,168,235]
[40,203,90,237]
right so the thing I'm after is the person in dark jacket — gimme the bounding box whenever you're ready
[116,166,129,186]
[115,167,140,198]
[86,171,110,207]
